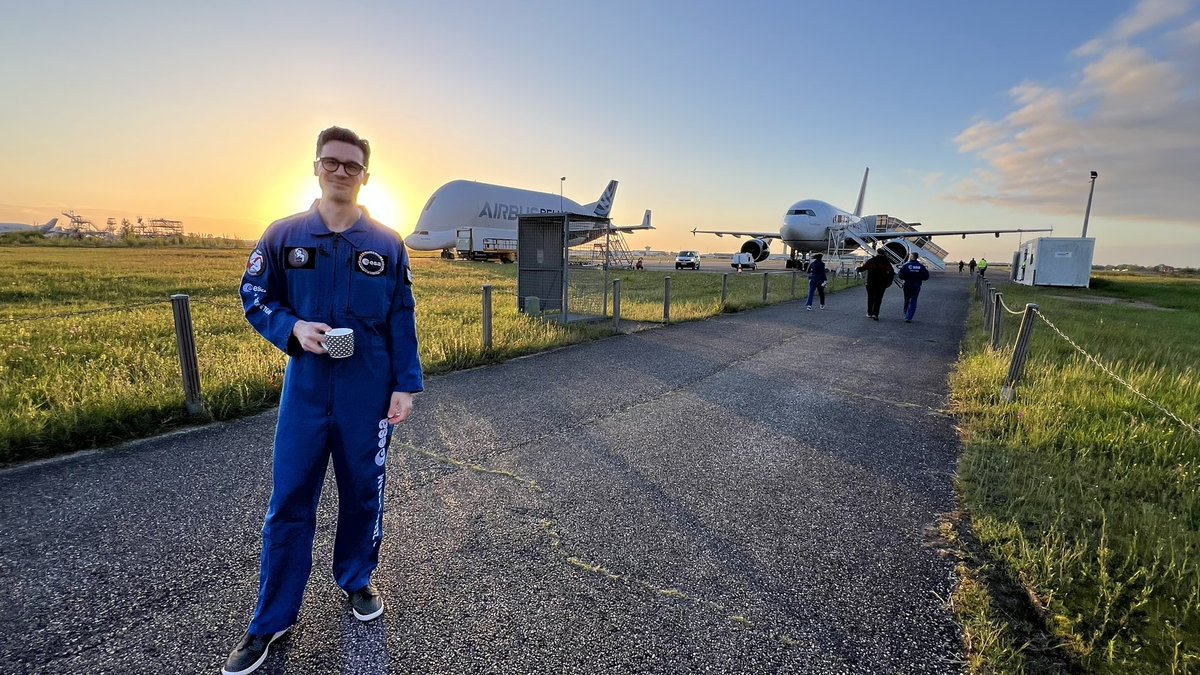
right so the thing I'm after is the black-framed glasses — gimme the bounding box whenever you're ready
[316,157,366,176]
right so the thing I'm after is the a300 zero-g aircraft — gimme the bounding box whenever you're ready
[0,217,59,235]
[406,179,653,256]
[692,168,1051,268]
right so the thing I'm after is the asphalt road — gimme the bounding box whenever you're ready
[0,274,972,674]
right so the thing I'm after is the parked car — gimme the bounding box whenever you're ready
[675,250,701,270]
[731,252,756,271]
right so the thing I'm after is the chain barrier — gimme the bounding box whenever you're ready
[0,299,171,325]
[1034,309,1200,438]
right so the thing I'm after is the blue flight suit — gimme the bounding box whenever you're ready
[897,259,930,322]
[240,205,423,634]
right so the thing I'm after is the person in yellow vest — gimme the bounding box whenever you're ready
[978,257,988,278]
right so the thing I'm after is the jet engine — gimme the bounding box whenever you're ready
[739,238,772,262]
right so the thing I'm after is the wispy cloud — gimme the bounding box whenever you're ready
[951,0,1200,224]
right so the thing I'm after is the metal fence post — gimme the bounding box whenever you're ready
[482,284,493,350]
[170,294,205,416]
[612,279,621,332]
[721,273,729,306]
[990,291,1003,350]
[664,276,672,324]
[1001,303,1039,402]
[762,273,769,302]
[986,287,996,332]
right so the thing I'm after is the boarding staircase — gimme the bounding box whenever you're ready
[589,229,636,269]
[827,215,949,272]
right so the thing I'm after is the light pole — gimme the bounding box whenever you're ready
[1081,170,1098,238]
[559,176,566,212]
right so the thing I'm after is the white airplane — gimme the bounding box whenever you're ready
[692,168,1051,268]
[407,179,653,256]
[0,217,59,235]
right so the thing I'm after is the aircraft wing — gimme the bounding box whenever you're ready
[861,227,1053,240]
[691,228,781,240]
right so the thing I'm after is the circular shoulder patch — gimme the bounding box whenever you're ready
[247,250,264,276]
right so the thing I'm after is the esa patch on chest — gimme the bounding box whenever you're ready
[284,247,317,269]
[356,250,387,276]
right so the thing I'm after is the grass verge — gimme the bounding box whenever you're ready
[949,273,1200,674]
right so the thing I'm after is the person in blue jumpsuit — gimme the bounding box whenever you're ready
[224,126,423,675]
[897,252,930,323]
[805,252,827,310]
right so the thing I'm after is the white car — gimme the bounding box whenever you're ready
[675,251,701,270]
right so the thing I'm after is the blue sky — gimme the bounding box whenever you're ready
[1,0,1197,265]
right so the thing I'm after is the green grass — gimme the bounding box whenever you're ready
[950,274,1200,674]
[0,246,853,465]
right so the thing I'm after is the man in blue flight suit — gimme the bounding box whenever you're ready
[898,252,930,323]
[224,126,423,675]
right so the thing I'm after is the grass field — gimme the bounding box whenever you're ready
[0,245,851,465]
[950,274,1200,673]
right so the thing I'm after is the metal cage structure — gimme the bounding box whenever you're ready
[517,213,613,324]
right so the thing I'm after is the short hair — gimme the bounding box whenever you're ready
[812,253,823,259]
[316,126,371,167]
[910,252,919,260]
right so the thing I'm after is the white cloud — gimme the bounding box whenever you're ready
[952,0,1200,225]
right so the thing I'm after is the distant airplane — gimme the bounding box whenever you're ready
[406,179,652,256]
[692,168,1051,268]
[0,217,59,235]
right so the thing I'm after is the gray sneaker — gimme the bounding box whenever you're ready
[221,628,289,675]
[345,583,384,622]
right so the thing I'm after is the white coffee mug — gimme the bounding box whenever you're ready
[323,328,354,358]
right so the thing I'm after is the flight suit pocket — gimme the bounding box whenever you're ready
[348,273,390,320]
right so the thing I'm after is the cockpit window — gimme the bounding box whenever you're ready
[423,195,437,212]
[787,209,816,216]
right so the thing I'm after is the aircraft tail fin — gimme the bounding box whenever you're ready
[39,218,59,233]
[641,209,653,229]
[582,180,619,217]
[853,167,869,217]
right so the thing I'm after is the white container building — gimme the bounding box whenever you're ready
[1012,237,1095,287]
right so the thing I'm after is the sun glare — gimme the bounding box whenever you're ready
[358,181,407,231]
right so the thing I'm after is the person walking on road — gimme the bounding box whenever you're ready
[958,260,964,273]
[225,126,424,675]
[978,257,988,278]
[968,258,977,275]
[857,247,895,320]
[897,252,930,323]
[805,253,828,310]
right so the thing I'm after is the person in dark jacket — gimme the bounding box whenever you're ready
[968,258,977,275]
[856,248,895,320]
[805,253,827,310]
[897,252,930,322]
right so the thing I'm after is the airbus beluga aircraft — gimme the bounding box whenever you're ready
[0,218,59,235]
[692,168,1051,268]
[407,179,652,256]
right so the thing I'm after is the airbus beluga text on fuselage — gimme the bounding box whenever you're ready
[406,179,651,257]
[692,168,1051,268]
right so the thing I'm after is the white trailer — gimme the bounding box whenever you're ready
[1013,237,1095,287]
[455,227,517,263]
